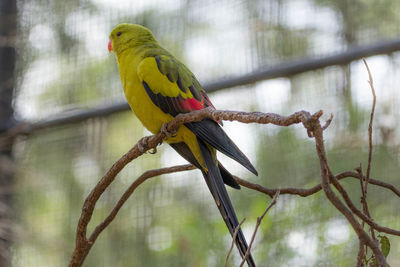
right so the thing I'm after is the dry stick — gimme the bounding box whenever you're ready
[89,164,196,242]
[69,134,165,267]
[322,113,334,130]
[238,170,400,237]
[76,165,197,264]
[94,164,400,260]
[339,171,400,198]
[330,171,400,238]
[362,58,378,244]
[76,165,400,265]
[357,240,365,267]
[235,172,400,200]
[310,120,387,266]
[69,109,322,267]
[87,165,400,264]
[328,171,390,265]
[363,58,376,191]
[69,108,400,266]
[356,165,368,264]
[356,165,370,225]
[239,191,280,267]
[224,218,246,267]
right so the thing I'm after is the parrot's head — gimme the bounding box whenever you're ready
[108,23,156,55]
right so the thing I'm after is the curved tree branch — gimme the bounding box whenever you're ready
[68,108,398,267]
[69,109,323,267]
[234,172,400,200]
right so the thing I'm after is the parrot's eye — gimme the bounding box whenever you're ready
[116,32,122,37]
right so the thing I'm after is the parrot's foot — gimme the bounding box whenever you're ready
[161,123,177,138]
[138,136,151,153]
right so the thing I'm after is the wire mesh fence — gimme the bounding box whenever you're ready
[6,0,400,266]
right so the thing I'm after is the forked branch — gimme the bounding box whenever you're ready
[69,63,397,266]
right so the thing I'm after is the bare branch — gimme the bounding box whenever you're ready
[88,164,195,243]
[357,241,365,267]
[166,108,323,132]
[338,171,400,198]
[234,172,400,199]
[68,107,398,267]
[322,114,334,130]
[329,172,400,237]
[70,163,195,266]
[356,165,377,244]
[360,58,378,245]
[225,218,246,267]
[363,58,376,192]
[236,171,400,238]
[303,111,386,265]
[240,191,280,267]
[69,109,322,267]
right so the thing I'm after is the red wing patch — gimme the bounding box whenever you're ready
[143,81,217,117]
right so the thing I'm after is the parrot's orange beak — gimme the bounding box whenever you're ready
[108,39,113,53]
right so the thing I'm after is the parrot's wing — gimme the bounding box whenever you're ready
[138,54,257,175]
[137,54,215,117]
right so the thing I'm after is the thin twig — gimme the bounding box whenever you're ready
[356,166,366,231]
[69,134,164,267]
[239,191,280,267]
[363,58,376,193]
[235,171,400,199]
[356,241,365,267]
[88,165,196,243]
[236,172,400,237]
[225,218,246,267]
[331,171,400,238]
[357,165,369,259]
[356,165,377,245]
[362,58,377,244]
[306,112,387,266]
[71,164,196,266]
[322,114,334,130]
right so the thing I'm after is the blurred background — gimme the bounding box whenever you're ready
[1,0,400,266]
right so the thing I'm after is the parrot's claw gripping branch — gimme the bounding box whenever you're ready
[69,108,399,267]
[137,136,150,153]
[137,137,157,154]
[161,122,177,138]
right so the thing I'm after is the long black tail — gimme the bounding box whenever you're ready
[186,119,258,176]
[170,142,240,189]
[197,138,256,267]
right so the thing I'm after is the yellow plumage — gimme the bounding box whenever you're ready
[109,23,257,266]
[110,25,205,168]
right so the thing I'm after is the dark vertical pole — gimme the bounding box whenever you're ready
[0,0,17,266]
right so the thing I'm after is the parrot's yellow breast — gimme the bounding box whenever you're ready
[116,49,206,168]
[117,50,170,134]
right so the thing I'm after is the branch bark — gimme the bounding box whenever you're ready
[234,171,400,199]
[309,117,387,266]
[68,108,398,266]
[69,109,323,267]
[239,191,280,267]
[225,218,246,267]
